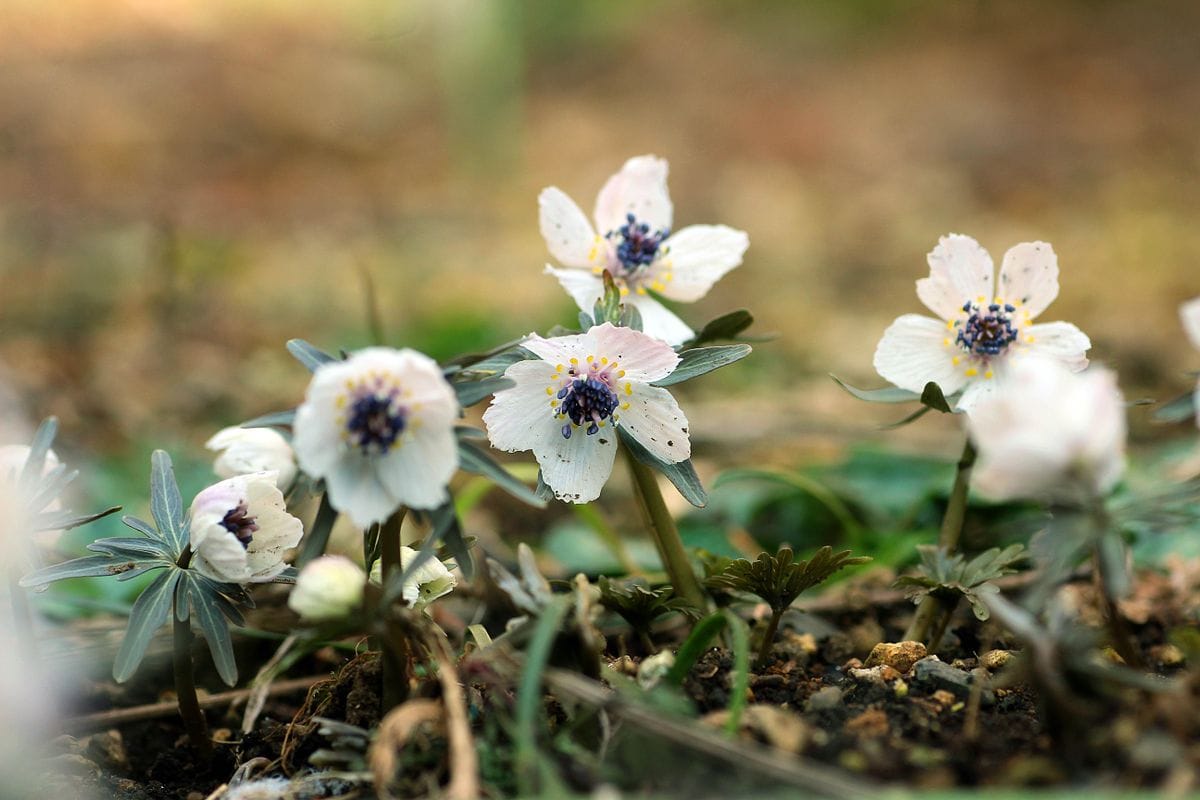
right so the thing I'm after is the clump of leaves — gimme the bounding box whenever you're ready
[597,577,701,653]
[895,543,1027,622]
[707,545,869,666]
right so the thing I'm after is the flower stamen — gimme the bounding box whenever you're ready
[607,213,668,276]
[956,302,1019,359]
[220,500,259,548]
[552,359,621,439]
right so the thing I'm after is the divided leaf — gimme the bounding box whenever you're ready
[597,577,701,632]
[706,545,870,613]
[894,543,1027,620]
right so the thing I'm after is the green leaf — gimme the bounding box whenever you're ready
[88,537,172,559]
[829,374,921,404]
[653,344,752,387]
[150,450,187,559]
[19,417,58,492]
[597,577,701,632]
[1153,390,1196,424]
[685,309,754,348]
[35,505,122,533]
[619,301,643,331]
[295,492,337,567]
[882,405,932,430]
[707,546,870,612]
[425,500,473,579]
[919,381,954,414]
[714,468,864,539]
[121,515,160,539]
[722,608,750,736]
[453,374,514,408]
[618,428,708,508]
[20,556,166,588]
[286,338,338,372]
[592,272,623,325]
[515,596,572,795]
[114,568,181,683]
[578,311,595,330]
[456,440,546,508]
[240,409,296,429]
[187,575,238,686]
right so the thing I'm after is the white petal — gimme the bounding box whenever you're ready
[193,528,250,583]
[916,234,995,320]
[483,360,560,453]
[324,454,400,528]
[520,327,590,365]
[375,423,457,510]
[617,384,690,463]
[1020,322,1090,371]
[534,425,618,503]
[292,360,357,478]
[625,293,694,346]
[545,265,605,316]
[584,323,680,383]
[997,241,1059,319]
[954,377,998,414]
[1180,297,1200,351]
[873,314,969,395]
[539,187,601,268]
[593,155,673,236]
[652,225,749,302]
[207,426,297,489]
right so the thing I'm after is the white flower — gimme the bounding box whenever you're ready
[288,555,366,621]
[188,472,304,583]
[0,444,63,545]
[483,322,689,503]
[966,357,1125,503]
[540,155,749,346]
[292,347,460,528]
[874,234,1091,412]
[206,426,298,490]
[367,547,457,610]
[1180,297,1200,427]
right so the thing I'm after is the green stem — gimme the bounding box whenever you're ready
[624,449,706,611]
[903,439,976,645]
[379,508,410,713]
[755,607,785,669]
[173,610,212,756]
[1089,502,1143,669]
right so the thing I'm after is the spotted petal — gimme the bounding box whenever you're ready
[1180,297,1200,351]
[652,224,749,303]
[593,155,673,237]
[916,234,995,320]
[617,384,690,464]
[873,314,969,396]
[1021,321,1090,372]
[482,360,559,453]
[539,187,600,269]
[584,323,680,383]
[536,423,618,504]
[998,241,1059,319]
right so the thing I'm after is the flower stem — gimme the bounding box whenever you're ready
[1088,501,1143,669]
[623,448,707,612]
[755,607,785,669]
[173,609,212,756]
[903,439,976,646]
[379,508,411,713]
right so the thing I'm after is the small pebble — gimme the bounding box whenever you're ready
[980,649,1015,671]
[805,685,844,712]
[864,641,927,673]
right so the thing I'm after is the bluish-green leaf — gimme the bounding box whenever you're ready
[685,309,754,348]
[454,346,534,376]
[240,409,296,429]
[286,339,338,372]
[453,375,514,408]
[19,417,58,492]
[919,381,954,414]
[88,537,172,559]
[121,515,160,540]
[592,272,622,325]
[620,302,643,332]
[114,568,181,683]
[618,428,707,508]
[578,311,595,331]
[188,575,239,686]
[457,440,546,508]
[19,556,166,588]
[296,492,337,567]
[425,500,473,579]
[829,374,921,404]
[34,505,121,533]
[150,451,187,558]
[1154,390,1196,424]
[455,425,488,441]
[654,344,752,387]
[27,464,77,515]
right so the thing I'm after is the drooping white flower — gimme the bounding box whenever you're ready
[483,322,689,503]
[189,472,304,583]
[367,546,457,610]
[540,155,749,346]
[966,357,1125,503]
[288,555,366,621]
[292,347,460,528]
[1179,297,1200,427]
[874,234,1091,412]
[206,426,298,490]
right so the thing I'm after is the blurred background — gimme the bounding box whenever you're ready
[2,0,1200,520]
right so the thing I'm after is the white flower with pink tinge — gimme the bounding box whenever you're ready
[1179,297,1200,427]
[188,472,304,584]
[966,358,1126,503]
[483,323,690,503]
[874,234,1091,412]
[539,155,749,346]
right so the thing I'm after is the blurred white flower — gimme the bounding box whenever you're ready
[483,322,689,503]
[189,472,304,583]
[0,443,62,545]
[540,155,749,346]
[397,545,456,609]
[966,357,1126,503]
[206,426,297,490]
[1179,297,1200,427]
[292,347,459,528]
[288,555,366,621]
[874,234,1091,413]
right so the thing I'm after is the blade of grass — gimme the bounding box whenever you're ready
[515,596,571,795]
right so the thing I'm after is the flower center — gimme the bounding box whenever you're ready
[607,213,668,275]
[220,500,259,548]
[956,302,1019,359]
[346,391,407,455]
[550,358,630,439]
